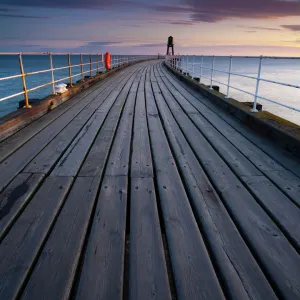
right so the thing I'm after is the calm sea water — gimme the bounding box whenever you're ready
[0,54,106,117]
[180,56,300,125]
[1,55,300,125]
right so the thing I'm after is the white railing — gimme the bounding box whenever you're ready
[0,52,156,109]
[165,55,300,113]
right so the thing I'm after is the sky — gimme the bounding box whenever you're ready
[0,0,300,55]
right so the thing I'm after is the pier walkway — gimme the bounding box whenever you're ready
[0,60,300,300]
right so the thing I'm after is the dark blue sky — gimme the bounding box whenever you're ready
[1,0,300,55]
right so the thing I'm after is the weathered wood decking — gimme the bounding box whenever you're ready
[0,60,300,300]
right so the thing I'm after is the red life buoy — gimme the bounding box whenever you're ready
[105,52,111,70]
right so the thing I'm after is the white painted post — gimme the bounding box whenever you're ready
[225,56,232,98]
[200,55,203,83]
[210,55,215,89]
[186,55,188,75]
[192,55,195,78]
[80,54,84,80]
[49,53,55,94]
[252,55,263,112]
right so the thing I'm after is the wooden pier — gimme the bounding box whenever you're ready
[0,60,300,299]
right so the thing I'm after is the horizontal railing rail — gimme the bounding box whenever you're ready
[165,55,300,113]
[0,52,156,109]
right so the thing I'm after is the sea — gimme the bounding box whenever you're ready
[1,55,300,126]
[0,54,106,117]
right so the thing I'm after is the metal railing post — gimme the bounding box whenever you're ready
[186,55,188,75]
[68,53,73,87]
[49,53,55,95]
[80,54,84,80]
[192,55,195,78]
[18,53,31,108]
[210,55,215,89]
[200,55,203,83]
[90,54,92,77]
[180,55,182,72]
[252,55,263,112]
[97,54,99,73]
[225,56,232,98]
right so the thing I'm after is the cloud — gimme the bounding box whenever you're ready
[281,25,300,31]
[245,30,257,33]
[0,8,18,12]
[164,20,195,26]
[0,13,49,19]
[186,0,300,23]
[124,25,141,27]
[84,41,123,46]
[76,41,124,50]
[239,26,281,31]
[133,43,165,47]
[283,39,300,43]
[2,0,300,23]
[0,0,134,9]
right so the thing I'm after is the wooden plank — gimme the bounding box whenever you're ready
[0,176,73,300]
[158,64,300,207]
[25,67,136,173]
[131,69,154,178]
[105,85,138,176]
[155,76,300,251]
[21,176,99,300]
[155,64,300,299]
[159,63,300,179]
[265,169,300,206]
[24,68,136,175]
[155,79,261,177]
[24,107,100,174]
[150,64,157,82]
[75,175,128,300]
[0,64,143,191]
[153,85,277,300]
[145,73,225,300]
[50,67,143,177]
[78,67,143,177]
[78,108,122,177]
[129,177,172,300]
[50,109,112,177]
[0,67,129,163]
[0,172,44,240]
[240,175,300,249]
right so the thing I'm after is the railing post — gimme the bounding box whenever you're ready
[68,53,73,87]
[80,54,84,80]
[200,55,203,83]
[49,53,55,95]
[18,53,31,108]
[90,54,92,78]
[192,55,195,78]
[97,54,99,73]
[252,55,263,112]
[210,55,215,90]
[186,55,188,75]
[180,55,182,72]
[225,56,232,98]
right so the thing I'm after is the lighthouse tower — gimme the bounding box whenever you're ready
[166,36,174,55]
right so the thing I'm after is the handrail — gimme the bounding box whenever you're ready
[0,53,156,107]
[165,55,300,113]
